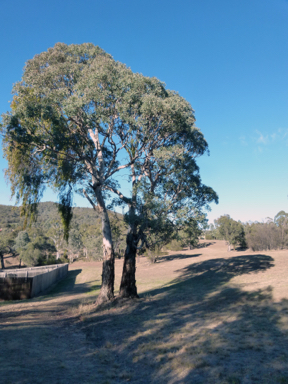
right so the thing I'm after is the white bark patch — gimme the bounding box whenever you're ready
[103,237,112,249]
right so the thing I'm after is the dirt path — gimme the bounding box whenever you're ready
[1,241,288,383]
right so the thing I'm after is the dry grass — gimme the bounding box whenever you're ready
[1,241,288,383]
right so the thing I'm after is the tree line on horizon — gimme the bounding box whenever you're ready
[0,202,127,268]
[0,201,208,269]
[206,211,288,252]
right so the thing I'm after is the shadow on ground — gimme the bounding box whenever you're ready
[79,253,288,383]
[46,269,84,296]
[2,254,288,384]
[196,241,216,248]
[0,269,101,320]
[159,253,202,262]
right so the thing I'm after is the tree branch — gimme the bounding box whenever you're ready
[83,189,99,212]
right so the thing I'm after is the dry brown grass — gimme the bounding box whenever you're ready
[1,240,288,383]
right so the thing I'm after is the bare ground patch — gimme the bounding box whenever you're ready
[1,241,288,383]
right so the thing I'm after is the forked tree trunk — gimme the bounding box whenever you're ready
[119,228,139,298]
[95,187,115,305]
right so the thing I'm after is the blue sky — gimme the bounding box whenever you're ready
[1,0,288,223]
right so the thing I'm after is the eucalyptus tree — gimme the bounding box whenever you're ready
[45,220,65,260]
[117,144,218,297]
[1,43,148,303]
[1,42,217,302]
[274,210,288,248]
[214,215,246,251]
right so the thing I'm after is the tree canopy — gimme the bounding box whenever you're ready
[214,215,246,251]
[1,43,218,302]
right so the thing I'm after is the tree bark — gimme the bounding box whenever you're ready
[119,202,139,298]
[119,229,139,298]
[0,253,5,269]
[95,187,115,305]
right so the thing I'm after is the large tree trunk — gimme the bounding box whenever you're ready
[119,203,139,298]
[95,187,115,305]
[119,229,139,298]
[0,253,5,269]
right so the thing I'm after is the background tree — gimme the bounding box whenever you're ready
[14,230,57,266]
[0,228,17,269]
[14,231,31,251]
[180,215,207,250]
[45,220,66,260]
[66,228,84,263]
[274,210,288,248]
[117,141,218,297]
[214,215,246,251]
[245,220,281,251]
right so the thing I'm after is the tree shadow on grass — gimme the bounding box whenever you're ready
[79,253,288,383]
[0,269,101,319]
[175,254,274,280]
[36,268,101,303]
[46,269,83,296]
[196,241,216,248]
[2,254,288,384]
[159,253,202,262]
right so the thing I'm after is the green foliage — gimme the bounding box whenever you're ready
[144,246,168,264]
[164,240,183,252]
[244,212,288,251]
[128,155,217,263]
[13,229,57,266]
[179,216,207,249]
[245,221,281,251]
[1,43,218,299]
[0,202,126,266]
[1,42,218,242]
[0,226,18,268]
[214,215,246,250]
[0,205,23,228]
[1,43,132,243]
[14,231,31,250]
[205,232,216,240]
[58,188,73,242]
[274,210,288,248]
[211,211,288,252]
[18,245,42,267]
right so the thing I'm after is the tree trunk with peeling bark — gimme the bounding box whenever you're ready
[95,187,115,305]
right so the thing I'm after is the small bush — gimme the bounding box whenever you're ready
[245,222,281,251]
[205,232,215,240]
[164,240,183,251]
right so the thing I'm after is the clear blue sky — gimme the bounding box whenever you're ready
[1,0,288,223]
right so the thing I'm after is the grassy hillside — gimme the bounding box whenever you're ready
[0,202,127,267]
[1,241,288,383]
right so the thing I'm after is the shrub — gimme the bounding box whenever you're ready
[245,222,281,251]
[164,240,183,251]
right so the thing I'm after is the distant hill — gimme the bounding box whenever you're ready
[0,202,127,267]
[0,201,122,229]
